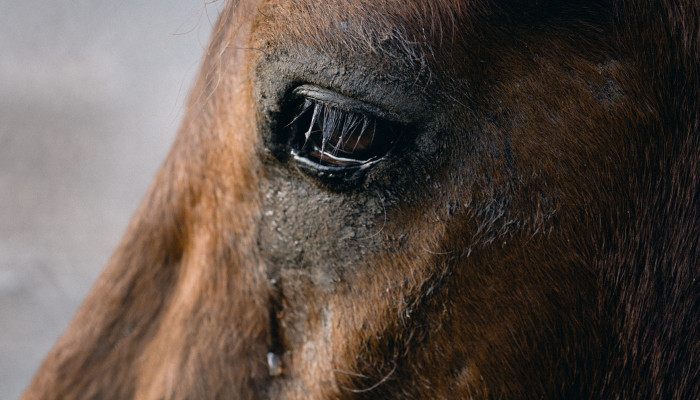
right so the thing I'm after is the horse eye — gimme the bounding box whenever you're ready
[286,96,400,173]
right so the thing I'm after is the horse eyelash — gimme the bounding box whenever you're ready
[291,99,375,156]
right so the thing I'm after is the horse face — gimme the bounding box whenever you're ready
[25,0,699,399]
[250,1,633,395]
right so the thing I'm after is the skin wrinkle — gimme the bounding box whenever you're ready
[23,0,699,399]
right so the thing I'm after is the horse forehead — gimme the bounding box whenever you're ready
[248,1,594,82]
[252,0,470,52]
[256,0,464,27]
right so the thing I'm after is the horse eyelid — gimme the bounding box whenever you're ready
[292,84,406,124]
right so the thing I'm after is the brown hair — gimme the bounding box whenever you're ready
[24,1,698,398]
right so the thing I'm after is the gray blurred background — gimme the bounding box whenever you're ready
[0,1,219,397]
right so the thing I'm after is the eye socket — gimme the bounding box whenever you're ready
[285,90,402,173]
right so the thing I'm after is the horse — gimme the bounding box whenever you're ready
[24,0,699,398]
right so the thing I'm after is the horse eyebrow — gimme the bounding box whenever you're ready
[253,1,448,77]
